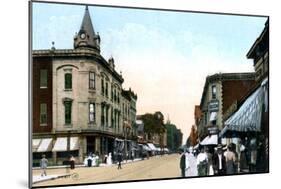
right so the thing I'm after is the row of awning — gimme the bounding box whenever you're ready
[32,137,79,153]
[138,143,169,152]
[219,77,268,138]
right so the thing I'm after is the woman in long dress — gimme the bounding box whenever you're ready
[185,150,198,177]
[224,146,237,174]
[107,153,112,165]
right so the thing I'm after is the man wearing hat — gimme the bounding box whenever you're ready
[213,144,226,175]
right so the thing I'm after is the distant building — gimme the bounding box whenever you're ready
[198,72,256,140]
[137,112,167,150]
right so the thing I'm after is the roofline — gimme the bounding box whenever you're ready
[246,19,269,59]
[32,49,124,83]
[199,72,255,108]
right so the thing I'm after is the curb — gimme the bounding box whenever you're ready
[33,174,72,184]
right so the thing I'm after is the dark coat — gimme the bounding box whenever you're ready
[180,153,186,169]
[213,153,226,172]
[117,153,122,162]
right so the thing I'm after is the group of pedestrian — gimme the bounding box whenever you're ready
[84,152,100,167]
[180,148,198,177]
[180,144,239,177]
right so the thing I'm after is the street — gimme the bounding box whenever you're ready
[33,154,182,187]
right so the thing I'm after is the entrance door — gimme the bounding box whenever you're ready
[86,136,95,155]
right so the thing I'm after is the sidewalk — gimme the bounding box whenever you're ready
[33,174,71,184]
[33,158,143,170]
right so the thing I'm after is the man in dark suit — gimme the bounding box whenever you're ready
[180,149,186,177]
[213,145,226,175]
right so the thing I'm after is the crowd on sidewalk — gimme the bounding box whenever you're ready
[179,142,257,178]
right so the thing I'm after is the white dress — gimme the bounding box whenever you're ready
[107,153,112,165]
[185,153,198,177]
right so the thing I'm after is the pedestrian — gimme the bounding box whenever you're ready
[107,153,112,165]
[196,147,208,176]
[70,155,75,169]
[205,147,214,176]
[213,145,226,175]
[224,144,237,174]
[249,138,257,172]
[179,149,186,177]
[40,154,48,177]
[117,152,122,170]
[239,140,248,172]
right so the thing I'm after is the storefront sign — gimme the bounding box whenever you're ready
[208,100,219,112]
[208,126,219,134]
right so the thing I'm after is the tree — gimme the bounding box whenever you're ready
[140,112,165,138]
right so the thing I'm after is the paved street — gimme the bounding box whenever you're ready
[33,154,182,187]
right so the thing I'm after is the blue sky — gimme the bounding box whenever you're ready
[32,2,267,142]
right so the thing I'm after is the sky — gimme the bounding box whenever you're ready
[32,2,267,144]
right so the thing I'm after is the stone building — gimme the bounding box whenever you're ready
[198,72,256,140]
[32,6,137,165]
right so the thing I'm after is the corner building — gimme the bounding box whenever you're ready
[32,6,137,165]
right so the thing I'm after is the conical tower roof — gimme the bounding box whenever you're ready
[74,6,100,51]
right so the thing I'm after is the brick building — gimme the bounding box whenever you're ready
[198,72,256,140]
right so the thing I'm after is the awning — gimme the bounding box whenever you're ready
[115,138,124,142]
[32,139,41,152]
[147,143,157,151]
[37,138,53,152]
[142,144,152,151]
[52,137,79,152]
[200,134,218,145]
[209,112,217,122]
[220,86,263,138]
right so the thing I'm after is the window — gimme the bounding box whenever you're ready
[105,82,108,97]
[111,85,114,101]
[101,105,104,126]
[64,101,72,125]
[89,103,95,123]
[101,78,104,95]
[211,85,216,99]
[105,106,109,126]
[40,69,48,88]
[40,103,47,125]
[89,72,95,89]
[111,107,114,128]
[65,73,72,89]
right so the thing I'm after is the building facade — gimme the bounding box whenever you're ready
[198,73,256,140]
[32,6,137,165]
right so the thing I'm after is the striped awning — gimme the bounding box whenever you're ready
[37,138,53,152]
[52,137,79,152]
[147,143,157,151]
[220,85,264,137]
[32,139,41,152]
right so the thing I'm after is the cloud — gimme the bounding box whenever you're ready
[98,22,254,142]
